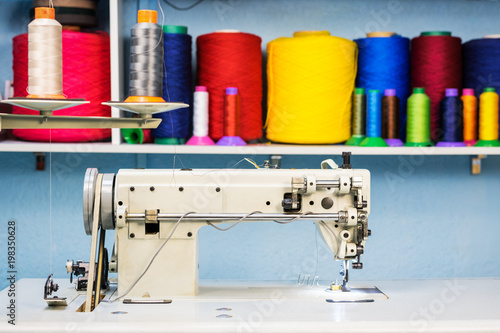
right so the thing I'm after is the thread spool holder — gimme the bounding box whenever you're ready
[0,98,172,130]
[102,101,189,118]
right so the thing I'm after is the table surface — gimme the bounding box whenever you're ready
[1,278,500,333]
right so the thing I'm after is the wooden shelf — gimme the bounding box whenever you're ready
[0,140,497,155]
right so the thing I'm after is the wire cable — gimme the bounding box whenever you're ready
[206,211,262,231]
[273,211,312,224]
[206,211,314,231]
[162,0,205,11]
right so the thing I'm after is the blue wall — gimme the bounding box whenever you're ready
[1,152,500,291]
[2,0,500,290]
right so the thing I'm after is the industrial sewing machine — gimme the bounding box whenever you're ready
[46,152,372,311]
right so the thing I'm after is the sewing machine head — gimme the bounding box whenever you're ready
[79,153,370,301]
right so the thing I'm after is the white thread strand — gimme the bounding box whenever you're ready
[49,130,52,274]
[193,90,209,136]
[28,18,63,96]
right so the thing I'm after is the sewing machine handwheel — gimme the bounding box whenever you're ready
[100,173,116,231]
[83,168,98,235]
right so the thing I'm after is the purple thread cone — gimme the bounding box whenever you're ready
[216,136,247,146]
[385,138,404,146]
[436,141,466,147]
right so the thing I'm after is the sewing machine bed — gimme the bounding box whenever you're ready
[1,278,499,332]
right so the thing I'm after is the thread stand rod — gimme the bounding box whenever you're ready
[316,180,340,188]
[126,213,340,222]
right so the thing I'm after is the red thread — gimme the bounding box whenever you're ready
[12,31,111,142]
[196,32,262,142]
[223,93,240,136]
[411,35,462,141]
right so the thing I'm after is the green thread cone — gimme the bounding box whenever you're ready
[404,141,433,147]
[155,138,187,145]
[345,135,366,146]
[475,140,500,147]
[359,136,389,147]
[406,88,431,145]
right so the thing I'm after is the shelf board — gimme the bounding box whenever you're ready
[0,140,498,155]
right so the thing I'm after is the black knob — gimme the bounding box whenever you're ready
[367,229,372,237]
[356,246,364,255]
[352,262,363,269]
[282,198,293,210]
[342,152,352,169]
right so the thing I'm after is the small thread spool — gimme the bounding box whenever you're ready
[437,88,465,147]
[382,89,403,146]
[125,10,165,103]
[462,88,478,146]
[216,87,246,146]
[405,87,432,146]
[186,86,215,145]
[360,90,388,147]
[475,87,500,146]
[28,7,65,99]
[345,88,366,146]
[121,128,153,144]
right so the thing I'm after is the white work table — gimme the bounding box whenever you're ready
[1,278,499,332]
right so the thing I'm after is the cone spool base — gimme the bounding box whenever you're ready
[404,141,433,147]
[155,137,186,145]
[366,32,396,37]
[138,10,157,24]
[436,141,466,147]
[26,94,66,99]
[359,136,389,147]
[216,136,247,146]
[122,128,153,144]
[385,138,404,147]
[122,128,143,144]
[475,140,500,147]
[125,96,166,103]
[186,136,215,145]
[35,7,55,20]
[464,140,477,146]
[163,25,187,34]
[420,31,452,36]
[345,135,366,146]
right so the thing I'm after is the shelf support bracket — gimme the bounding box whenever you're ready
[471,155,486,175]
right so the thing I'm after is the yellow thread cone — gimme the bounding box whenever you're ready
[266,31,357,144]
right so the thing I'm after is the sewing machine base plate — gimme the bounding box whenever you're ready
[1,278,500,332]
